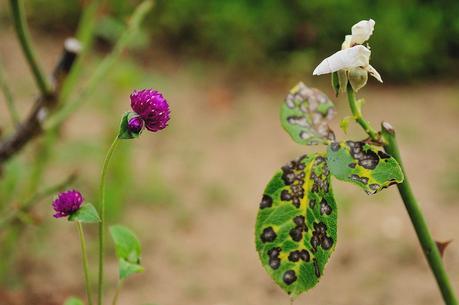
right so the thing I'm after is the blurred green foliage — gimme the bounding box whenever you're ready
[20,0,459,80]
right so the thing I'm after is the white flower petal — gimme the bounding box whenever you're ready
[342,35,352,50]
[351,19,375,45]
[313,45,371,75]
[366,64,383,82]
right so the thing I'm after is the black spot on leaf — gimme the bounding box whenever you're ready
[313,259,321,278]
[299,249,310,262]
[280,190,292,201]
[369,183,380,191]
[378,151,391,159]
[289,226,303,242]
[330,141,340,151]
[261,227,277,243]
[288,251,300,262]
[283,270,297,285]
[269,258,280,269]
[321,236,334,250]
[267,247,281,270]
[260,194,273,209]
[350,174,369,185]
[320,199,332,215]
[311,222,333,251]
[293,215,305,226]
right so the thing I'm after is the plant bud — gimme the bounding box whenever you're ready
[348,67,368,92]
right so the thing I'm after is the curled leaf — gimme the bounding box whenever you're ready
[255,154,337,297]
[327,141,404,194]
[281,82,336,145]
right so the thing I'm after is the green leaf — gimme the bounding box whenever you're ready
[327,141,404,194]
[68,203,100,223]
[110,225,142,262]
[255,154,337,297]
[119,258,144,279]
[110,225,143,279]
[280,82,336,145]
[63,297,84,305]
[118,112,142,140]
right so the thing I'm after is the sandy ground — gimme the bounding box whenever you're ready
[1,27,459,305]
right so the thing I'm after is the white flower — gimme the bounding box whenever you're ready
[351,19,375,45]
[313,19,382,84]
[313,45,370,75]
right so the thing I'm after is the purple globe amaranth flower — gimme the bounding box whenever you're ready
[130,89,170,132]
[127,116,144,134]
[52,189,84,218]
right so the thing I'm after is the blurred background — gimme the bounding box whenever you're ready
[0,1,458,305]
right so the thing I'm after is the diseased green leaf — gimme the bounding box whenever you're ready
[68,203,100,223]
[119,258,144,279]
[280,82,336,146]
[255,154,337,297]
[63,297,84,305]
[327,141,404,194]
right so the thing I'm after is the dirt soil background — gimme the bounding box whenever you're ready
[1,28,459,305]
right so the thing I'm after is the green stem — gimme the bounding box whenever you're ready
[0,60,20,125]
[346,83,379,142]
[44,0,154,130]
[98,135,120,305]
[0,173,76,229]
[59,0,102,104]
[111,280,124,305]
[76,221,94,305]
[346,87,458,305]
[381,123,458,305]
[9,0,53,96]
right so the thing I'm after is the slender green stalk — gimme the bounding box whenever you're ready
[381,123,458,305]
[0,60,20,125]
[347,87,458,305]
[98,135,120,305]
[44,0,154,130]
[76,221,94,305]
[346,84,379,142]
[0,173,76,229]
[9,0,53,96]
[111,280,124,305]
[59,0,102,104]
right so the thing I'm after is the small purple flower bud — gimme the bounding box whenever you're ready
[130,89,170,132]
[52,189,84,218]
[127,116,144,133]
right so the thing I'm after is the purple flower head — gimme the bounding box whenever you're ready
[127,116,144,134]
[130,89,170,132]
[52,189,84,218]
